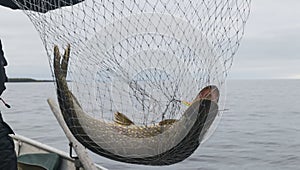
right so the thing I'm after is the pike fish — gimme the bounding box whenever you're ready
[53,45,219,165]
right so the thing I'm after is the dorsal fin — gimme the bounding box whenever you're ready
[158,119,178,126]
[114,112,134,126]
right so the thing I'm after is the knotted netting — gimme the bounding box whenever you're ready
[13,0,251,165]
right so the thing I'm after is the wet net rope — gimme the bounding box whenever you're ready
[13,0,251,165]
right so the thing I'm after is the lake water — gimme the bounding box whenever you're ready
[1,80,300,170]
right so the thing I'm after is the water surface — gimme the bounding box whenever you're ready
[2,80,300,169]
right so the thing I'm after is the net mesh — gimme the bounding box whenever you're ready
[13,0,251,165]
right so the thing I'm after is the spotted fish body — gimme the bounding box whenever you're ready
[53,45,219,165]
[112,123,171,138]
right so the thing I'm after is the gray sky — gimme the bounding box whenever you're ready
[0,6,49,79]
[0,0,299,79]
[230,0,300,79]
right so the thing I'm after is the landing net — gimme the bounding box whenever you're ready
[13,0,251,165]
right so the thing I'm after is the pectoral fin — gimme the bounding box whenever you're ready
[158,119,178,126]
[114,112,135,126]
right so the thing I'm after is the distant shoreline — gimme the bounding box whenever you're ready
[7,78,300,83]
[8,78,54,83]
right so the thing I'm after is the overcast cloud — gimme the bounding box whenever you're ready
[0,0,299,79]
[231,0,300,79]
